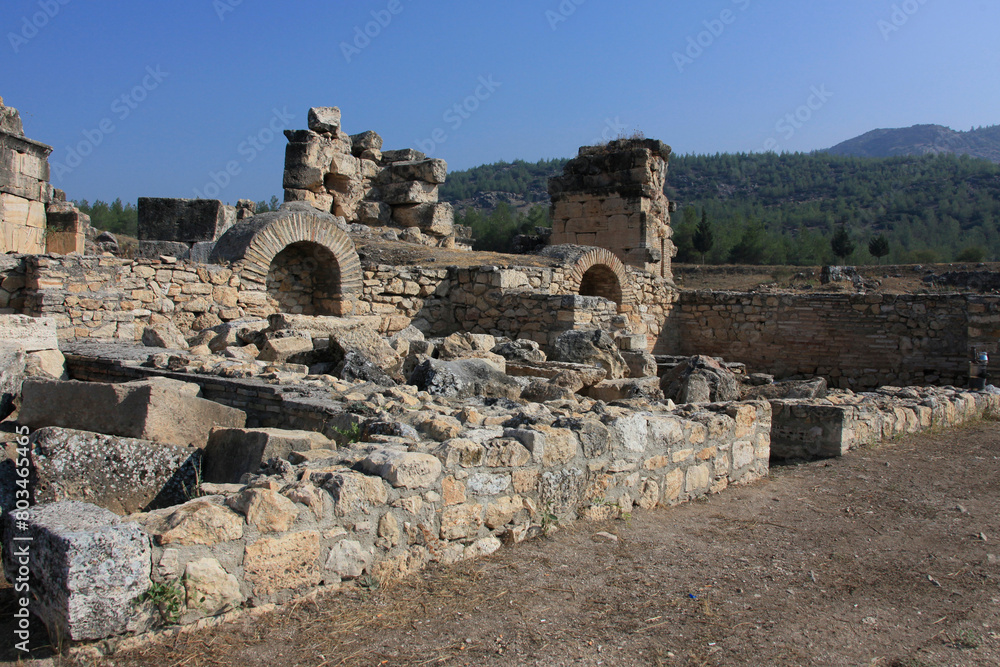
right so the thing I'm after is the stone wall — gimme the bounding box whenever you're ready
[670,291,999,388]
[770,386,1000,459]
[548,139,676,279]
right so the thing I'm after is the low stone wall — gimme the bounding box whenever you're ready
[19,397,770,643]
[770,387,1000,459]
[671,291,1000,389]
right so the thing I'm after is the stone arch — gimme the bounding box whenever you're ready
[539,245,634,308]
[210,206,362,315]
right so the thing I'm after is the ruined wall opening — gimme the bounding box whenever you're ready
[266,241,342,315]
[579,264,623,306]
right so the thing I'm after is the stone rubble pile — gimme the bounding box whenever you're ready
[283,106,458,248]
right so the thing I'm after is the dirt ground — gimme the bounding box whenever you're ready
[4,418,995,666]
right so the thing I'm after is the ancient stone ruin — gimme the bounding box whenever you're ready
[1,100,999,651]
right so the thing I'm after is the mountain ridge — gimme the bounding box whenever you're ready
[825,124,1000,163]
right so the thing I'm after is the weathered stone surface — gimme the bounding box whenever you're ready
[360,448,442,489]
[380,181,439,205]
[391,202,453,236]
[408,358,522,400]
[142,322,189,350]
[661,356,740,404]
[24,349,68,380]
[350,130,383,154]
[552,329,627,379]
[307,107,341,134]
[324,472,390,516]
[505,426,578,467]
[18,378,246,448]
[257,335,313,363]
[226,488,300,533]
[493,339,546,363]
[326,539,371,578]
[440,503,483,540]
[621,350,658,378]
[244,531,321,597]
[207,318,270,351]
[184,557,243,618]
[203,427,330,484]
[335,349,396,385]
[380,159,448,185]
[506,360,608,388]
[588,377,664,403]
[381,148,426,163]
[742,377,828,401]
[434,439,486,468]
[485,496,525,529]
[520,380,577,403]
[0,346,25,420]
[1,501,151,641]
[138,499,244,546]
[138,197,234,243]
[4,427,201,516]
[0,314,57,352]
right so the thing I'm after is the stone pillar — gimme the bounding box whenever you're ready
[0,97,54,254]
[548,139,677,281]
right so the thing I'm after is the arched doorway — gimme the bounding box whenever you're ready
[266,241,342,315]
[211,206,362,316]
[578,264,623,306]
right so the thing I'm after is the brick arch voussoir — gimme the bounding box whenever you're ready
[568,248,634,306]
[249,213,362,296]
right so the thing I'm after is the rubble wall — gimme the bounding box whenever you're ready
[770,387,1000,459]
[671,291,1000,388]
[119,400,772,635]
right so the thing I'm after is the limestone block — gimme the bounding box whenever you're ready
[18,377,246,448]
[307,107,341,134]
[324,472,389,516]
[226,488,299,533]
[350,130,383,154]
[137,198,234,243]
[137,499,244,546]
[380,159,448,185]
[587,377,664,402]
[551,329,627,380]
[257,335,313,363]
[0,194,46,253]
[203,427,330,484]
[440,503,483,540]
[325,539,371,578]
[485,496,525,530]
[391,202,454,236]
[433,439,486,468]
[1,501,151,641]
[183,557,242,618]
[24,349,68,380]
[357,200,391,226]
[408,358,523,400]
[136,240,191,260]
[359,448,443,489]
[380,181,439,205]
[141,321,189,350]
[0,314,58,352]
[381,149,426,163]
[621,350,657,378]
[243,531,321,597]
[4,427,202,516]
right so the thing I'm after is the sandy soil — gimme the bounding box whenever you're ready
[1,418,992,666]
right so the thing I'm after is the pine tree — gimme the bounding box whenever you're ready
[868,234,890,264]
[692,210,714,265]
[831,223,855,263]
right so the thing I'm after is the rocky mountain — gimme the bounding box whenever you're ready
[826,124,1000,163]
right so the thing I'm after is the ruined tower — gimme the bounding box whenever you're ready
[548,139,676,280]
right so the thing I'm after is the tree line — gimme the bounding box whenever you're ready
[441,152,1000,263]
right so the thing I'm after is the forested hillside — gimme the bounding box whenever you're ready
[441,152,1000,264]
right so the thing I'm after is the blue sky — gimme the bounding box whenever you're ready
[3,0,998,205]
